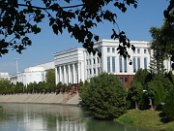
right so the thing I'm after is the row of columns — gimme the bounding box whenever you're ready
[56,63,81,84]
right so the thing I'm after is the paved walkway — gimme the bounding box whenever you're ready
[0,93,80,105]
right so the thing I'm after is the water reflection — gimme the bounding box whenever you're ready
[0,104,152,131]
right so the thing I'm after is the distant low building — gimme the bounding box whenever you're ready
[0,72,10,80]
[10,61,54,86]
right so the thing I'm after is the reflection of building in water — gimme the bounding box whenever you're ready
[24,112,47,131]
[23,109,86,131]
[56,115,86,131]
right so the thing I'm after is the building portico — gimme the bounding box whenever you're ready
[54,48,85,85]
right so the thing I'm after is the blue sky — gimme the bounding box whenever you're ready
[0,0,169,74]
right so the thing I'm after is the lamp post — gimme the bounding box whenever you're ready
[15,58,20,74]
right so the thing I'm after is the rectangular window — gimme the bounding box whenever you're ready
[144,57,147,69]
[86,60,88,65]
[119,56,122,73]
[89,59,91,65]
[144,49,147,54]
[107,57,110,72]
[93,68,96,74]
[124,58,127,72]
[97,57,100,63]
[133,57,136,72]
[93,58,95,64]
[98,67,100,74]
[89,69,92,75]
[112,57,115,72]
[87,69,88,76]
[137,48,140,54]
[107,47,110,53]
[137,57,141,70]
[112,48,115,53]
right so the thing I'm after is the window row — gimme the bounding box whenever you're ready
[87,67,102,75]
[86,58,100,65]
[107,47,116,53]
[133,48,147,54]
[107,47,147,54]
[133,57,148,72]
[107,56,148,73]
[107,56,127,73]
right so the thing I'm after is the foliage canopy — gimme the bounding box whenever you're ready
[79,73,127,120]
[150,0,174,69]
[0,0,138,57]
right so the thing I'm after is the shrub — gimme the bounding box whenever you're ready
[163,86,174,121]
[79,73,127,120]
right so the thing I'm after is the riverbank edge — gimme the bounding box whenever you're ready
[116,109,174,131]
[0,93,80,106]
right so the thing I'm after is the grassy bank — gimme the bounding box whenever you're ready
[116,109,174,131]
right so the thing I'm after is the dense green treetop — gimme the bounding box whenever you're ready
[80,73,127,120]
[46,69,55,88]
[150,0,174,69]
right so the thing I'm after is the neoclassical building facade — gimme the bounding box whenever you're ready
[54,39,171,87]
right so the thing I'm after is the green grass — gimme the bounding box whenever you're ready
[116,109,174,131]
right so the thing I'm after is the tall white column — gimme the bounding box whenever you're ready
[63,65,67,84]
[109,57,113,73]
[59,66,62,82]
[68,65,71,83]
[91,58,94,76]
[77,62,81,83]
[81,61,85,82]
[66,66,69,84]
[72,63,76,83]
[55,66,58,85]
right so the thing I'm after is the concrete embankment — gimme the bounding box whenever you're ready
[0,93,80,105]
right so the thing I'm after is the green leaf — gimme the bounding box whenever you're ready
[94,35,99,41]
[52,24,58,35]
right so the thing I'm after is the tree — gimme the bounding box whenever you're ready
[147,0,174,70]
[46,69,56,92]
[147,78,166,109]
[146,73,173,110]
[0,79,13,94]
[127,69,149,109]
[163,86,174,121]
[127,81,143,109]
[0,0,137,57]
[133,69,150,85]
[79,73,127,120]
[15,82,25,93]
[149,25,170,74]
[148,55,157,74]
[162,71,174,121]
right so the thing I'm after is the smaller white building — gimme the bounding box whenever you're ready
[0,72,10,80]
[10,61,54,86]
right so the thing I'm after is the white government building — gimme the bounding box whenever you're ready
[0,72,10,80]
[54,39,171,87]
[10,62,54,86]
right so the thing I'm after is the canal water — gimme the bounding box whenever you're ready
[0,103,153,131]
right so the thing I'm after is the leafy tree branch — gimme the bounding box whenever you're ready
[0,0,137,56]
